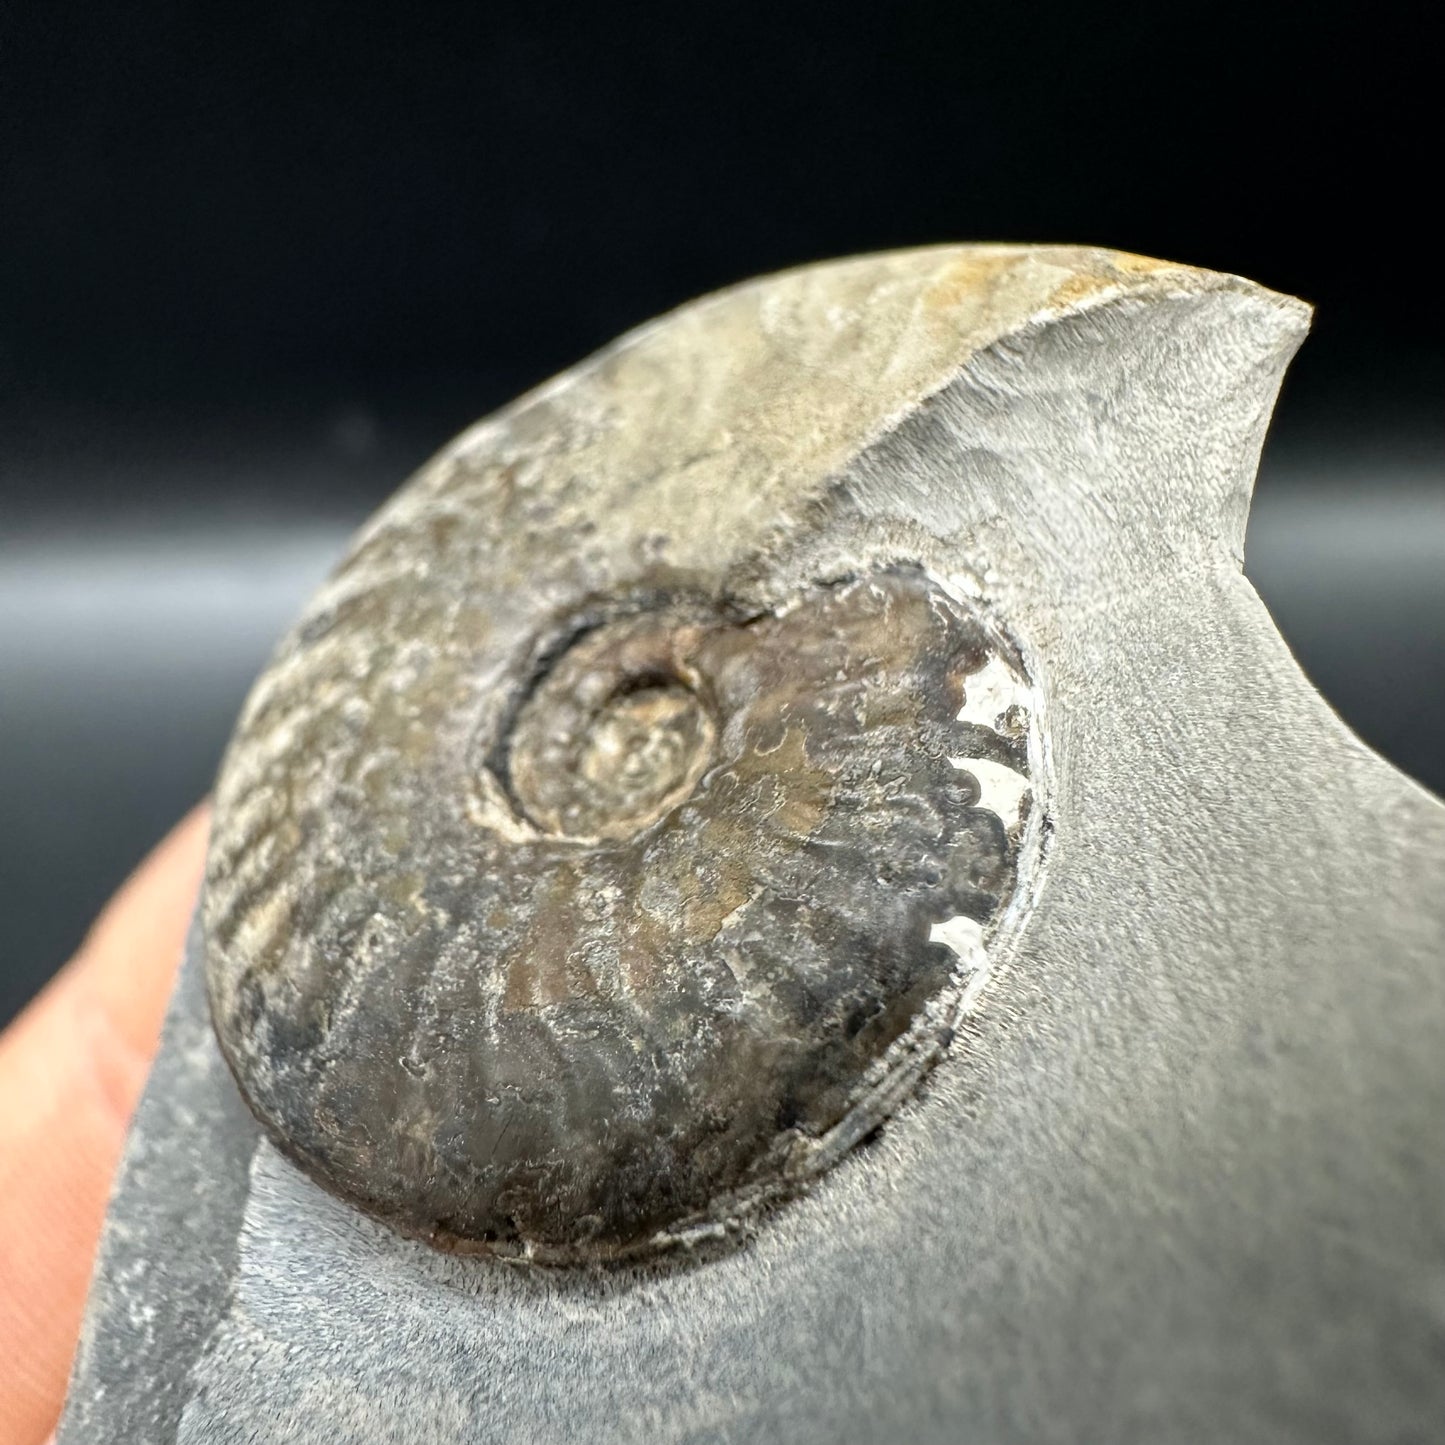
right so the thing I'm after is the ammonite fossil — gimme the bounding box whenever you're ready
[73,247,1445,1445]
[205,252,1053,1264]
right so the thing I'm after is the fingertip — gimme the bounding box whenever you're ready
[71,803,211,1060]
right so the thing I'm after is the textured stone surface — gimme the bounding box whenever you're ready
[62,246,1445,1443]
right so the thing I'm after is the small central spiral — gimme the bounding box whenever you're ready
[575,684,711,824]
[505,613,719,842]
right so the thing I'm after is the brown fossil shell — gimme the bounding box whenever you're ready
[204,255,1050,1264]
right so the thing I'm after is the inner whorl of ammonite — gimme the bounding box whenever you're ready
[504,614,719,842]
[204,566,1041,1264]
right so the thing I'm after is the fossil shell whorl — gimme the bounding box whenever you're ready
[202,247,1085,1263]
[206,562,1036,1261]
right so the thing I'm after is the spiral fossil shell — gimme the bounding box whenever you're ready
[205,250,1057,1262]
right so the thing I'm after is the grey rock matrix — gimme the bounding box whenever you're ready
[62,246,1445,1444]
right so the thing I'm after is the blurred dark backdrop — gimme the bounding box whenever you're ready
[2,2,1441,1024]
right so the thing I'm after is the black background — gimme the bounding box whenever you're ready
[2,2,1441,1023]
